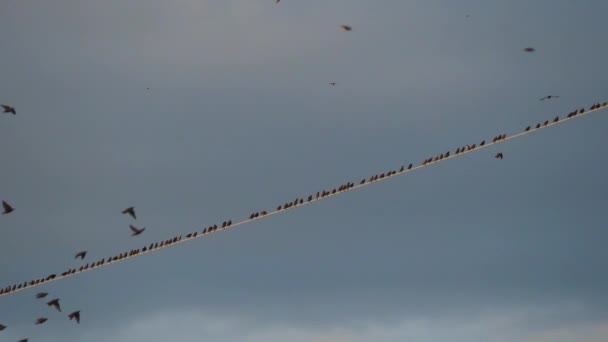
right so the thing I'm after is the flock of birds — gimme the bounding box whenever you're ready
[2,100,606,300]
[0,292,80,342]
[2,3,607,341]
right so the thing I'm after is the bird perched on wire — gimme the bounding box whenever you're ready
[68,311,81,324]
[1,104,16,115]
[34,318,48,325]
[122,206,136,220]
[2,201,14,215]
[340,25,352,31]
[540,95,560,101]
[36,292,48,299]
[495,153,504,160]
[47,298,61,312]
[129,225,146,236]
[75,251,87,260]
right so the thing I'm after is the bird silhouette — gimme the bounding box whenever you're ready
[129,225,146,236]
[75,251,87,260]
[495,153,504,160]
[122,206,136,220]
[2,201,14,215]
[18,339,28,342]
[0,323,5,330]
[34,318,47,325]
[329,82,337,86]
[523,47,535,52]
[47,298,61,312]
[1,104,16,114]
[36,292,48,299]
[340,25,352,31]
[540,95,559,101]
[68,311,80,324]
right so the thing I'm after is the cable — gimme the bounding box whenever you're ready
[1,103,606,298]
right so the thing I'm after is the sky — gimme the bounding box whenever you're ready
[1,0,608,341]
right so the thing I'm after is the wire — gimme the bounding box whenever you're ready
[1,104,606,298]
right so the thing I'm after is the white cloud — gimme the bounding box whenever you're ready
[78,305,608,342]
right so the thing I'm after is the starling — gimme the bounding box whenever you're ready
[75,251,87,260]
[1,104,16,114]
[68,310,81,324]
[122,207,136,220]
[47,298,61,312]
[2,200,14,215]
[129,225,145,236]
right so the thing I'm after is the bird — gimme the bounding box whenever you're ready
[129,225,146,236]
[18,339,28,342]
[47,298,61,312]
[68,310,81,324]
[0,323,5,330]
[1,104,16,114]
[2,200,14,215]
[75,251,87,260]
[340,25,352,31]
[35,292,48,299]
[523,47,535,52]
[540,95,559,101]
[329,82,337,86]
[495,153,504,160]
[34,318,48,325]
[122,206,136,220]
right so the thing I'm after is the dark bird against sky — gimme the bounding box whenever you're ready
[68,311,81,324]
[122,206,136,220]
[75,251,87,260]
[2,201,14,215]
[47,298,61,312]
[1,104,16,115]
[34,318,48,325]
[129,225,146,236]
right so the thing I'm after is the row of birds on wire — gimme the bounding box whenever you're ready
[2,101,607,302]
[0,292,80,342]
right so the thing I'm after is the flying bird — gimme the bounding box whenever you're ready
[495,153,504,160]
[540,95,559,101]
[75,251,87,260]
[47,298,61,312]
[122,206,136,220]
[34,318,47,325]
[2,201,14,215]
[36,292,48,299]
[329,82,337,86]
[0,323,5,330]
[523,47,535,52]
[1,104,16,114]
[129,225,146,236]
[340,25,352,31]
[18,339,28,342]
[68,311,81,324]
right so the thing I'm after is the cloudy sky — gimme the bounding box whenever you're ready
[1,0,608,341]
